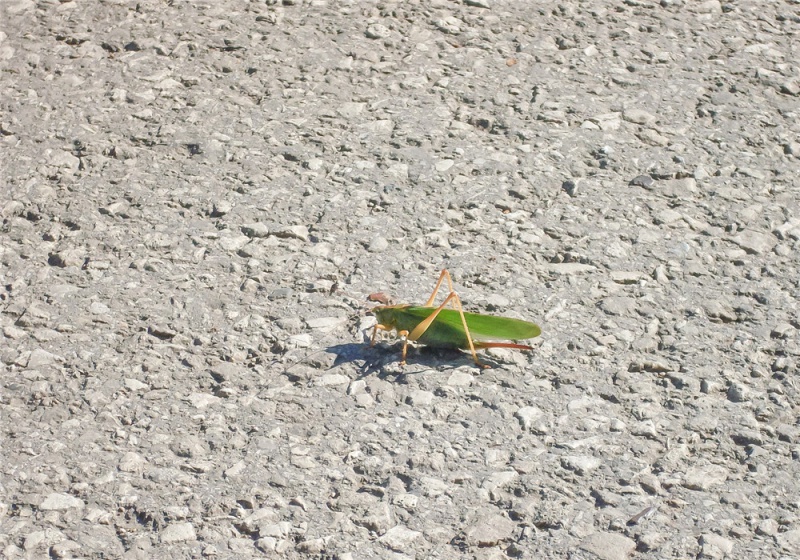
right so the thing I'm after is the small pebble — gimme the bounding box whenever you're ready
[561,455,601,475]
[579,532,636,560]
[562,180,578,196]
[515,406,543,431]
[756,518,779,536]
[210,201,232,217]
[368,236,389,252]
[630,175,654,188]
[684,465,728,490]
[365,24,390,39]
[378,525,421,551]
[160,522,197,543]
[464,514,515,547]
[732,230,777,255]
[40,493,84,511]
[406,390,434,406]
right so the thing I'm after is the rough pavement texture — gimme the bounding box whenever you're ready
[2,0,800,558]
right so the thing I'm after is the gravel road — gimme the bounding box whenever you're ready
[2,0,800,558]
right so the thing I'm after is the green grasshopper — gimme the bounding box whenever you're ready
[370,269,541,368]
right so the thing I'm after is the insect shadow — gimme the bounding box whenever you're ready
[324,342,505,379]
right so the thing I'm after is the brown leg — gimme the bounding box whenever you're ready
[370,324,391,346]
[373,324,412,365]
[397,330,410,365]
[423,269,456,307]
[408,291,487,368]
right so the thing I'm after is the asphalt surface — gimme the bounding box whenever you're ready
[2,0,800,558]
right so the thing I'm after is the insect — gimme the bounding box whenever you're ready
[370,269,541,368]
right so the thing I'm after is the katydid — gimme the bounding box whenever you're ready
[370,269,541,368]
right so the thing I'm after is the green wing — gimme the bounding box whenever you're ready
[403,306,541,342]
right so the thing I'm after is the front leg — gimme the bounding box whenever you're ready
[397,329,410,364]
[370,324,391,346]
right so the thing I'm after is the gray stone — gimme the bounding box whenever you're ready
[3,325,27,339]
[690,0,722,13]
[732,230,777,255]
[118,452,147,473]
[378,525,421,551]
[704,300,738,323]
[446,371,474,386]
[26,348,60,368]
[771,322,796,339]
[631,420,658,438]
[187,392,221,409]
[48,249,85,268]
[630,175,654,188]
[684,465,728,491]
[47,151,81,172]
[778,529,800,553]
[368,236,389,252]
[406,390,434,406]
[210,201,232,216]
[610,271,643,284]
[242,223,270,238]
[317,373,350,386]
[727,382,750,403]
[272,224,309,242]
[579,532,636,560]
[482,470,518,491]
[699,533,734,556]
[638,474,662,495]
[228,537,256,554]
[124,378,149,391]
[160,522,196,543]
[660,178,698,197]
[637,532,663,551]
[365,24,391,39]
[636,128,669,146]
[600,296,637,316]
[622,109,656,125]
[354,503,393,535]
[50,540,81,558]
[296,538,327,554]
[218,234,250,251]
[546,263,597,275]
[515,406,543,431]
[23,528,64,552]
[40,493,84,511]
[485,293,510,309]
[561,455,601,475]
[464,514,515,547]
[653,208,683,225]
[756,518,778,536]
